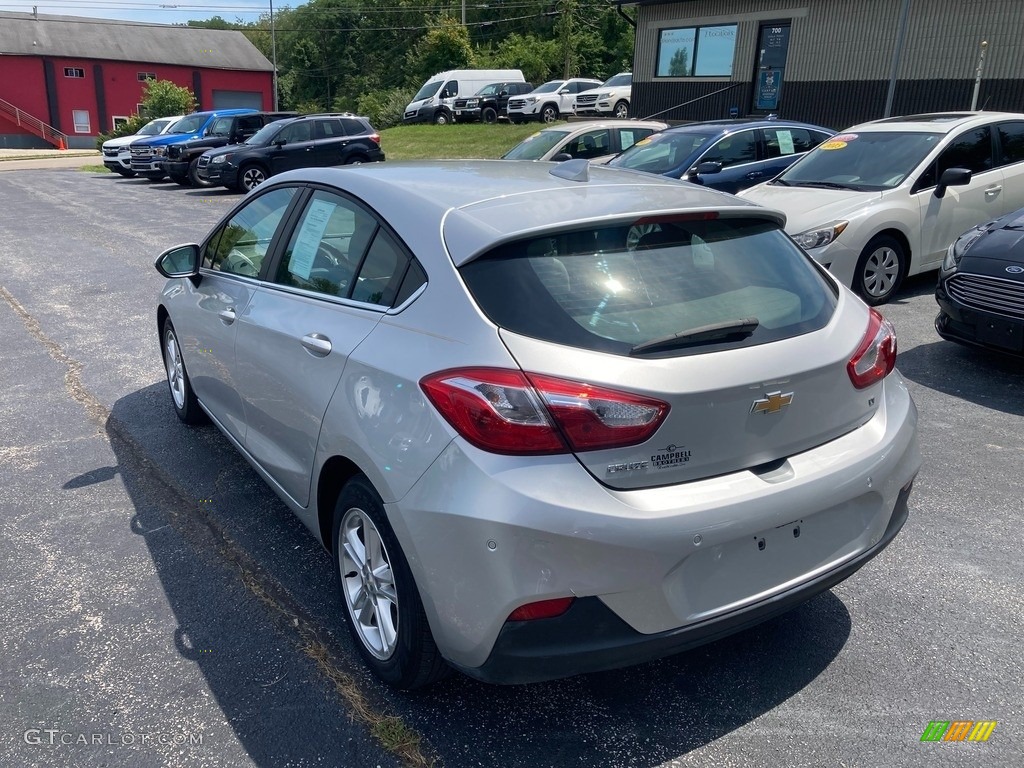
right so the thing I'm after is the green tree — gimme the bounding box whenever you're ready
[141,79,196,118]
[668,47,691,77]
[409,16,475,83]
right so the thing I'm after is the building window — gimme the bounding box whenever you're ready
[72,110,91,133]
[112,116,131,130]
[64,67,85,78]
[656,24,738,77]
[138,72,157,81]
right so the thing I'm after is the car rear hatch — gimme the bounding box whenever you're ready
[454,213,886,490]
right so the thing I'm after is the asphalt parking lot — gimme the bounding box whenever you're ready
[1,168,1021,768]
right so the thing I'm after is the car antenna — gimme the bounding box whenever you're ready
[549,158,590,182]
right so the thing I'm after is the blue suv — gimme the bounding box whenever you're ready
[128,109,258,180]
[607,118,834,194]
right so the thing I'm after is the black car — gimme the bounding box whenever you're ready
[164,111,296,187]
[453,81,533,124]
[197,113,385,192]
[936,208,1024,356]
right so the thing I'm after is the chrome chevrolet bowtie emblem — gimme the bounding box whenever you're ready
[750,391,794,414]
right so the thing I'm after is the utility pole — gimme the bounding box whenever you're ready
[269,0,279,111]
[971,40,988,111]
[560,0,575,79]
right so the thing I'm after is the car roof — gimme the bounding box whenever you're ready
[267,160,785,265]
[661,118,830,136]
[847,111,1024,133]
[532,120,668,136]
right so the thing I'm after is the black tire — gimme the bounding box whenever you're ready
[169,173,190,187]
[142,171,166,182]
[188,158,212,188]
[161,318,206,425]
[433,111,451,125]
[540,104,559,124]
[344,154,368,165]
[113,167,136,178]
[613,100,629,119]
[854,234,907,306]
[482,106,498,124]
[239,163,267,193]
[333,476,449,690]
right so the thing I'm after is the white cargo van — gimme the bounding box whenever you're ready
[403,69,525,125]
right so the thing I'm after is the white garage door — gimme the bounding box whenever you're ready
[212,90,264,110]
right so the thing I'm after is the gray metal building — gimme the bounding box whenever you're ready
[622,0,1024,129]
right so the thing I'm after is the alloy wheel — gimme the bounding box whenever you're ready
[241,167,266,191]
[339,506,399,660]
[163,328,186,410]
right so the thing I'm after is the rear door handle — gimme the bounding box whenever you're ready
[301,333,332,357]
[218,307,236,324]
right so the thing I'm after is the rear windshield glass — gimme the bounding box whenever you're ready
[461,218,836,357]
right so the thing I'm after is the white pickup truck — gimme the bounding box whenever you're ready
[506,78,603,124]
[101,115,182,176]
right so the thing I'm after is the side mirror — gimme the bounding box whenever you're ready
[499,89,509,97]
[272,138,287,147]
[689,161,723,177]
[155,243,200,278]
[935,167,972,198]
[551,153,573,162]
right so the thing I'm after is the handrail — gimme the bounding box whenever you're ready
[640,82,747,121]
[0,97,69,148]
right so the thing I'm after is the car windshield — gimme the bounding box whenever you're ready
[776,130,944,191]
[475,84,500,97]
[171,115,207,134]
[502,130,572,160]
[461,217,836,357]
[245,122,282,146]
[608,131,714,174]
[413,81,443,101]
[533,81,564,94]
[139,118,172,136]
[602,73,632,88]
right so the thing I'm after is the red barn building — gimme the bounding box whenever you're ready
[0,11,274,149]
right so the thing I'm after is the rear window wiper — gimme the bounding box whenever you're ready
[630,318,760,355]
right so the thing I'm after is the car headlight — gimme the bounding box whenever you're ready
[154,147,167,156]
[942,224,988,271]
[211,154,229,164]
[599,92,613,99]
[525,96,537,104]
[792,220,849,250]
[466,99,478,107]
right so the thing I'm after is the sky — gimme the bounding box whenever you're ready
[0,0,299,26]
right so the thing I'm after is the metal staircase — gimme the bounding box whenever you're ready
[0,97,69,149]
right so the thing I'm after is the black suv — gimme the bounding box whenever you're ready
[164,112,296,187]
[453,82,533,124]
[197,113,385,192]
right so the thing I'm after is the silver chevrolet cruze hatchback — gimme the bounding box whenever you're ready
[155,160,921,689]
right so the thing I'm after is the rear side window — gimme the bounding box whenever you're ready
[340,117,368,136]
[762,127,822,157]
[461,218,836,357]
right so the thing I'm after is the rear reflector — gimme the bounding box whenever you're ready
[508,597,575,621]
[420,368,668,455]
[847,308,897,389]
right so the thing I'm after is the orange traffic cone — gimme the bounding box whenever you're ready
[57,137,66,151]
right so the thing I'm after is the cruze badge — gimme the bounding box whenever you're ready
[751,391,794,414]
[1006,265,1024,274]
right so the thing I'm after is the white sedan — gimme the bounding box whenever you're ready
[740,112,1024,304]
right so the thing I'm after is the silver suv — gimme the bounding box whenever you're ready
[155,160,921,688]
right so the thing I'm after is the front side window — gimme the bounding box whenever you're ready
[699,130,757,167]
[461,218,835,357]
[203,187,297,277]
[917,127,994,188]
[208,117,234,137]
[274,190,414,306]
[657,25,737,77]
[561,129,612,160]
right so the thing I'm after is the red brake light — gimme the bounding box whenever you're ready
[369,133,381,144]
[847,308,897,389]
[420,368,668,455]
[508,597,575,621]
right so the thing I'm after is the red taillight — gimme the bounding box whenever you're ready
[369,133,381,144]
[420,368,668,455]
[508,597,575,621]
[847,308,897,389]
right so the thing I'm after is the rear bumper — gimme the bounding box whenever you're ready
[465,482,911,684]
[393,372,920,680]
